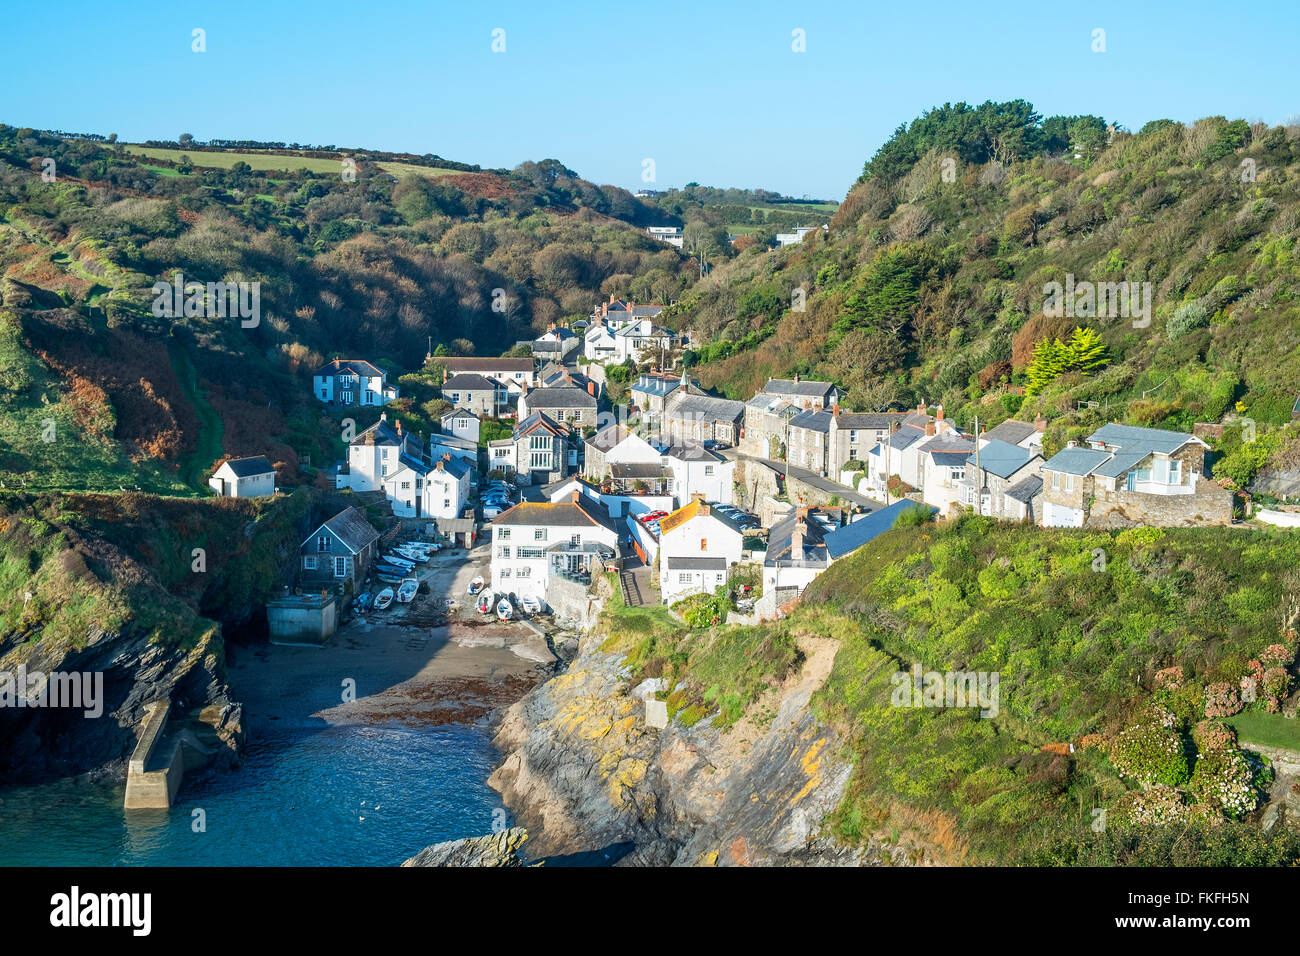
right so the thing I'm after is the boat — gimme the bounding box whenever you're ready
[375,573,403,586]
[352,592,373,614]
[373,587,394,611]
[373,561,409,576]
[521,595,541,615]
[467,576,484,595]
[393,547,428,563]
[475,590,494,614]
[496,598,513,621]
[384,553,415,568]
[396,577,419,604]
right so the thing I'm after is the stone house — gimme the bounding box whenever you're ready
[441,373,508,417]
[313,358,398,407]
[518,384,598,428]
[299,507,381,592]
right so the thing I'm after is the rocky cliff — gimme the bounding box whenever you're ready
[488,632,902,866]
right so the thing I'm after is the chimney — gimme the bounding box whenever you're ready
[395,419,402,435]
[791,516,806,558]
[832,404,840,418]
[1034,413,1047,432]
[1067,439,1079,448]
[926,421,936,437]
[380,411,388,422]
[935,404,944,422]
[442,367,448,384]
[917,400,926,416]
[587,381,596,396]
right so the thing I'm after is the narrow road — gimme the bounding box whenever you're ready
[730,452,886,511]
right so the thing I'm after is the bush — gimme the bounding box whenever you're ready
[892,503,935,528]
[674,592,730,628]
[1167,301,1209,340]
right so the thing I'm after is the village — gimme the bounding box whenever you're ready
[204,291,1247,638]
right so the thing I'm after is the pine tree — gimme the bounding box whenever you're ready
[1065,326,1109,374]
[1026,338,1068,395]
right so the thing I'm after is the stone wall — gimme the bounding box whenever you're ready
[733,457,781,512]
[546,573,605,631]
[1086,479,1233,528]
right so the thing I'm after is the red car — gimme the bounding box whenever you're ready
[639,510,669,523]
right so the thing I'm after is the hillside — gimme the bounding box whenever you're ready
[0,126,698,492]
[670,104,1300,491]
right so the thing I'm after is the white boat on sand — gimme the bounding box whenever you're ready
[476,590,494,614]
[373,587,394,611]
[521,595,541,615]
[397,577,419,603]
[467,576,484,595]
[496,598,513,621]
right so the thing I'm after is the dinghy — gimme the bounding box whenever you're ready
[394,547,428,563]
[475,590,494,614]
[396,577,419,604]
[373,587,394,611]
[384,553,415,568]
[496,598,513,621]
[521,595,541,615]
[467,576,484,595]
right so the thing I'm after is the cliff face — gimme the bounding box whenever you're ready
[489,633,904,866]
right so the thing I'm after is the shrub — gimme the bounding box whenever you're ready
[1167,301,1209,340]
[1105,706,1190,786]
[892,503,935,527]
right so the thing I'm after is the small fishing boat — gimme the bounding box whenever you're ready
[384,553,415,568]
[394,547,429,563]
[467,576,484,595]
[475,590,494,614]
[496,597,513,621]
[373,560,409,576]
[521,595,541,615]
[373,587,394,611]
[396,577,419,604]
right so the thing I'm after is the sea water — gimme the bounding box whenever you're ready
[0,721,508,866]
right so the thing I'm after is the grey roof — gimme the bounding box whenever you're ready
[610,462,671,480]
[442,373,500,392]
[671,394,745,423]
[967,438,1036,480]
[765,510,832,566]
[305,507,379,553]
[762,378,836,400]
[789,409,833,434]
[665,556,728,571]
[523,386,597,409]
[931,451,972,466]
[219,455,275,478]
[432,455,471,479]
[1092,450,1151,479]
[835,412,908,430]
[1088,423,1199,454]
[984,419,1040,446]
[441,409,479,422]
[438,357,534,374]
[1041,446,1112,476]
[883,425,927,451]
[660,440,725,462]
[823,499,936,560]
[631,374,683,399]
[1005,475,1044,504]
[492,498,616,533]
[316,358,384,378]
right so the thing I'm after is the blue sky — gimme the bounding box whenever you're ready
[2,0,1297,199]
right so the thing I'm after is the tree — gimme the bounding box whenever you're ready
[1026,339,1068,395]
[1064,326,1109,373]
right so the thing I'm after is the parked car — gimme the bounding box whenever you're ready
[639,510,669,523]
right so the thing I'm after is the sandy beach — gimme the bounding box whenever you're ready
[226,538,555,733]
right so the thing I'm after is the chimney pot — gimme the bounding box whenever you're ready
[1034,413,1047,432]
[926,422,936,436]
[936,404,944,422]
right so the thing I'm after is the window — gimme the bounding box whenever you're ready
[499,546,511,559]
[678,572,694,583]
[443,499,450,509]
[401,481,411,490]
[517,567,531,579]
[950,466,965,481]
[498,529,511,540]
[501,567,511,578]
[704,465,714,476]
[1169,460,1181,484]
[570,534,581,548]
[534,529,547,541]
[518,547,545,559]
[334,556,347,577]
[1065,474,1074,493]
[317,534,331,553]
[1051,471,1061,490]
[304,556,317,570]
[849,430,859,442]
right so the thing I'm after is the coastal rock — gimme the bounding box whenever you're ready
[489,632,879,865]
[402,827,529,867]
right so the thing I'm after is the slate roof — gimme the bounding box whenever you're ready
[968,438,1036,479]
[1041,446,1112,476]
[442,373,500,392]
[931,451,973,467]
[491,498,616,533]
[664,556,727,571]
[1088,423,1200,454]
[316,358,384,378]
[610,462,672,480]
[765,510,832,566]
[789,409,833,434]
[1005,474,1044,504]
[441,409,479,423]
[218,455,275,478]
[834,412,909,429]
[304,507,380,553]
[630,374,683,399]
[438,357,534,374]
[823,500,936,560]
[761,378,836,400]
[512,411,568,441]
[670,394,746,422]
[984,419,1040,446]
[523,386,597,409]
[660,440,725,462]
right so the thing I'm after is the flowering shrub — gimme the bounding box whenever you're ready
[1244,655,1293,712]
[1116,785,1192,827]
[1204,682,1243,718]
[1260,643,1295,667]
[1189,748,1258,820]
[1154,666,1184,691]
[673,593,730,629]
[1192,720,1236,754]
[1105,707,1190,787]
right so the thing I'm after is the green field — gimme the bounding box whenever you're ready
[1226,711,1300,751]
[376,161,471,180]
[124,145,346,174]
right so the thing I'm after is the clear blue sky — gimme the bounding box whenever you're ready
[2,0,1297,199]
